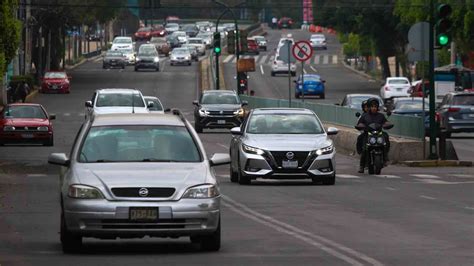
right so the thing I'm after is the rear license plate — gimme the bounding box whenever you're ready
[217,120,226,124]
[397,88,402,91]
[282,160,298,168]
[21,133,34,138]
[129,207,158,221]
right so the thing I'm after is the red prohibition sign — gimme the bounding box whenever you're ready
[292,40,313,62]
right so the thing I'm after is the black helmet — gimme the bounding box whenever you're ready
[361,100,368,110]
[367,97,380,108]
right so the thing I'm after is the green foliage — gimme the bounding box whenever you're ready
[0,53,5,85]
[10,74,36,89]
[0,0,22,71]
[343,33,360,57]
[437,48,451,66]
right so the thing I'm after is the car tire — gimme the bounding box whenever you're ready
[322,173,336,185]
[170,62,174,66]
[200,218,221,251]
[60,211,82,253]
[102,65,106,69]
[271,71,275,77]
[320,93,325,99]
[230,155,239,183]
[194,122,203,133]
[238,167,251,185]
[44,136,54,146]
[121,65,125,69]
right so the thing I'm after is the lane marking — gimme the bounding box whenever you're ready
[303,68,307,74]
[465,207,474,211]
[410,174,440,179]
[336,174,360,179]
[260,64,265,75]
[419,195,436,200]
[223,195,383,266]
[27,174,47,177]
[223,55,234,63]
[313,55,320,64]
[310,65,318,73]
[323,55,329,64]
[332,55,338,64]
[217,143,228,149]
[452,174,474,178]
[385,187,397,191]
[379,175,401,179]
[259,55,268,64]
[78,113,85,117]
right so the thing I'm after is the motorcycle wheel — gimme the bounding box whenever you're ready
[374,154,383,175]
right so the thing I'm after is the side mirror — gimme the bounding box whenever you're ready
[241,100,248,106]
[209,153,231,166]
[48,153,70,167]
[49,114,56,120]
[230,127,242,135]
[192,100,199,106]
[85,101,93,108]
[334,103,340,106]
[326,127,339,135]
[355,112,361,117]
[147,101,154,108]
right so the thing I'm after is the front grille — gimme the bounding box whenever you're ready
[111,187,175,198]
[269,151,310,167]
[12,127,39,132]
[140,59,153,63]
[100,219,187,229]
[208,110,235,116]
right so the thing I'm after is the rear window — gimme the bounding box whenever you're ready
[96,93,145,107]
[388,79,409,84]
[45,72,66,78]
[247,114,323,134]
[452,95,474,105]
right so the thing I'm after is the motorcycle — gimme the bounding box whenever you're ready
[355,122,393,175]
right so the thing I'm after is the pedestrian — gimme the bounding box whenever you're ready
[15,81,30,103]
[271,17,278,29]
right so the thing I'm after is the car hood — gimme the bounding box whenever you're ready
[3,118,50,126]
[94,107,149,114]
[43,78,67,84]
[243,133,331,151]
[75,162,210,198]
[137,55,158,60]
[200,104,241,111]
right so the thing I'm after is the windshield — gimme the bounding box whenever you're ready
[4,105,47,119]
[138,49,157,56]
[166,23,178,28]
[44,72,66,79]
[173,49,188,54]
[247,114,323,134]
[388,79,409,84]
[201,93,239,104]
[79,126,201,163]
[96,93,145,107]
[106,51,122,57]
[453,95,474,105]
[113,38,131,44]
[395,102,428,110]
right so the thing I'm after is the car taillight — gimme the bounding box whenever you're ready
[384,86,390,91]
[448,107,460,112]
[435,112,441,122]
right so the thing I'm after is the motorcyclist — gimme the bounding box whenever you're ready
[357,98,391,173]
[356,100,369,155]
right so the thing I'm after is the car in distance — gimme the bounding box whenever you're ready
[85,88,150,119]
[165,23,180,34]
[48,111,230,252]
[380,77,412,103]
[40,71,71,94]
[150,37,170,56]
[278,17,294,29]
[135,44,160,71]
[437,91,474,137]
[170,47,192,66]
[271,54,296,77]
[110,36,134,51]
[252,36,267,51]
[294,74,326,99]
[186,38,206,56]
[336,94,385,111]
[144,96,165,113]
[244,38,260,55]
[193,90,247,133]
[229,108,338,185]
[310,34,327,50]
[0,103,55,146]
[102,50,126,69]
[120,48,136,65]
[150,25,167,38]
[134,27,152,41]
[181,44,199,61]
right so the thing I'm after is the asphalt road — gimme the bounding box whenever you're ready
[0,29,473,266]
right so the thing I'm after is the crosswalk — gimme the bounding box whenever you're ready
[222,54,339,65]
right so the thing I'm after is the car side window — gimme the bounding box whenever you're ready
[91,92,97,106]
[341,97,347,106]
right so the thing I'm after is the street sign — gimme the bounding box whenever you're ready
[292,40,313,62]
[407,22,430,62]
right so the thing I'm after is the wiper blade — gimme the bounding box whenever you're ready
[95,159,117,162]
[141,158,179,162]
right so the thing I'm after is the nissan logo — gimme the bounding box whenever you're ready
[138,188,149,197]
[286,152,294,160]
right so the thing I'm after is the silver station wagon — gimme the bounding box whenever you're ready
[48,111,230,253]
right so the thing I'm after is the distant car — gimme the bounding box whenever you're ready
[186,38,206,56]
[310,34,327,50]
[437,92,474,137]
[380,77,412,103]
[253,36,267,51]
[165,23,180,34]
[391,97,430,134]
[271,54,296,77]
[135,44,160,71]
[134,27,152,41]
[229,108,338,185]
[409,80,430,97]
[40,71,71,94]
[110,36,134,51]
[181,44,199,61]
[170,47,192,66]
[84,88,150,119]
[166,35,180,48]
[193,90,247,133]
[222,23,235,31]
[182,24,199,37]
[245,38,260,55]
[150,25,167,37]
[144,96,165,113]
[277,35,294,49]
[171,31,188,44]
[150,37,170,56]
[0,103,55,146]
[294,74,326,99]
[278,17,294,29]
[102,50,126,69]
[165,16,180,25]
[120,48,136,65]
[196,32,213,48]
[337,94,385,110]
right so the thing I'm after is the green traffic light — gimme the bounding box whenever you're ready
[214,47,221,53]
[438,34,449,46]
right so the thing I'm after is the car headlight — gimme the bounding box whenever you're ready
[68,184,104,199]
[37,126,49,131]
[314,145,334,156]
[182,184,219,199]
[233,108,244,116]
[368,137,377,145]
[184,56,190,60]
[242,144,265,155]
[377,136,384,144]
[136,58,141,62]
[198,109,209,116]
[3,125,15,131]
[154,57,159,62]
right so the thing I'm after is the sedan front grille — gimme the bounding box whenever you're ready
[11,127,40,132]
[111,187,175,198]
[208,110,235,116]
[269,151,310,167]
[100,219,188,229]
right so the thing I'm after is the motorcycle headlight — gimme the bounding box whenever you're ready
[377,136,384,144]
[314,145,334,156]
[369,137,377,145]
[182,184,219,199]
[242,144,265,155]
[37,126,49,131]
[68,184,104,199]
[198,109,209,116]
[154,57,159,62]
[3,126,15,131]
[233,108,244,116]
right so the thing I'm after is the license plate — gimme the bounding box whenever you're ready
[217,120,226,124]
[52,85,58,89]
[282,160,298,168]
[308,89,315,92]
[129,207,158,221]
[397,88,402,91]
[21,133,34,138]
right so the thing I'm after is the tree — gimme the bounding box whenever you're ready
[0,0,21,83]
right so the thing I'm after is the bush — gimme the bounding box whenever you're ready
[9,74,36,90]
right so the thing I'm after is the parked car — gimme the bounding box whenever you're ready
[150,25,167,37]
[134,27,152,41]
[135,44,160,71]
[252,36,267,51]
[48,111,230,253]
[0,103,55,146]
[193,90,247,133]
[110,36,134,51]
[40,71,71,94]
[84,88,150,119]
[102,50,126,69]
[380,77,412,103]
[144,96,165,113]
[437,92,474,137]
[150,37,170,56]
[278,17,294,29]
[336,94,385,111]
[294,74,326,99]
[170,47,192,66]
[229,108,338,185]
[310,34,327,50]
[186,37,206,56]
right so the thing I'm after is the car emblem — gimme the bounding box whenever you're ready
[286,152,294,160]
[220,110,224,114]
[24,127,28,130]
[138,188,149,197]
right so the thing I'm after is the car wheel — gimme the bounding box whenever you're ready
[102,65,106,69]
[271,71,275,77]
[320,93,325,99]
[194,122,203,133]
[122,65,125,69]
[230,154,239,183]
[44,136,54,146]
[238,165,251,185]
[322,173,336,185]
[134,67,138,71]
[188,62,192,66]
[200,218,221,251]
[170,62,174,66]
[60,211,82,253]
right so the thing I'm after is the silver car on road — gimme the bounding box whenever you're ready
[229,108,338,185]
[48,111,230,253]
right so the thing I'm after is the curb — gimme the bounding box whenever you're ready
[341,61,381,83]
[401,160,473,167]
[65,52,104,70]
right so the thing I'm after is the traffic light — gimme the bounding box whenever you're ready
[239,30,248,54]
[227,30,235,54]
[237,72,248,94]
[436,4,452,47]
[213,32,221,55]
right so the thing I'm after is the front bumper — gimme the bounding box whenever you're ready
[446,120,474,133]
[136,61,159,69]
[0,131,52,144]
[63,197,220,238]
[196,115,243,129]
[41,84,69,93]
[272,64,297,73]
[171,58,191,65]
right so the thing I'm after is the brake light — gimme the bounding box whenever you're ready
[448,107,460,112]
[435,112,441,122]
[384,86,390,91]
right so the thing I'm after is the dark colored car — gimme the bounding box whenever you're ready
[135,44,160,71]
[166,35,180,48]
[278,17,294,29]
[134,27,152,41]
[40,71,71,94]
[193,90,248,133]
[337,94,385,111]
[0,103,55,146]
[150,25,167,37]
[102,51,126,69]
[294,74,326,99]
[182,24,199,37]
[437,92,474,137]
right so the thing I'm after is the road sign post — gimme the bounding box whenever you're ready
[292,40,314,104]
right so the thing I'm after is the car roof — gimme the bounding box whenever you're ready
[387,77,409,80]
[347,94,381,98]
[311,34,325,37]
[96,88,142,94]
[91,113,184,127]
[252,108,314,115]
[143,96,159,100]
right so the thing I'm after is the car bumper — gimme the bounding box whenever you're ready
[296,87,324,95]
[197,115,243,129]
[171,59,191,65]
[136,62,159,68]
[446,120,474,133]
[63,197,221,238]
[0,131,52,144]
[272,65,296,73]
[382,90,410,99]
[41,84,70,93]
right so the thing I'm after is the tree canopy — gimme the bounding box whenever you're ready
[0,0,21,82]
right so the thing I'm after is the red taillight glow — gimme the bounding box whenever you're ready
[435,112,441,122]
[448,107,460,112]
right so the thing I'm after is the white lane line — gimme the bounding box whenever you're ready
[64,113,71,116]
[223,195,383,266]
[310,65,318,73]
[336,174,360,179]
[78,113,85,117]
[223,55,234,63]
[323,55,329,64]
[419,195,436,200]
[465,207,474,211]
[303,68,307,74]
[231,56,237,63]
[379,175,401,179]
[452,174,474,178]
[332,55,338,64]
[217,143,228,149]
[260,64,265,75]
[313,55,320,64]
[385,187,397,191]
[161,60,166,72]
[27,174,47,177]
[259,55,268,64]
[411,174,440,179]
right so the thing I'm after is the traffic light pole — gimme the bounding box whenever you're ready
[428,0,438,159]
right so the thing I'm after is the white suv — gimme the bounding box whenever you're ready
[111,36,134,51]
[380,77,412,102]
[271,53,296,77]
